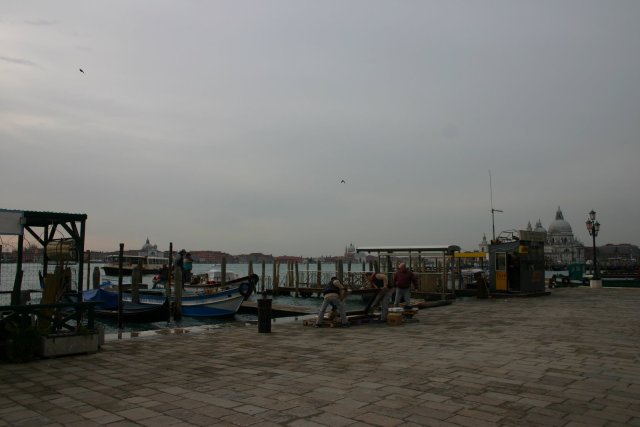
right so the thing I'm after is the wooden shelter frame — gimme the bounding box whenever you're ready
[356,245,461,296]
[0,209,88,305]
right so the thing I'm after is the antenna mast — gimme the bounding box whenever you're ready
[489,170,503,242]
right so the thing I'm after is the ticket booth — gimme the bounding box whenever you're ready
[489,231,546,294]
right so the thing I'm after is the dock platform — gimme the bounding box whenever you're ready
[239,300,316,316]
[1,287,640,426]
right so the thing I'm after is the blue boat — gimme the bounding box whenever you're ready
[80,288,170,322]
[84,274,258,318]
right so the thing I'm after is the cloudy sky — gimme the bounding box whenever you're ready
[1,1,639,257]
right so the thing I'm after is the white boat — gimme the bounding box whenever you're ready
[191,266,240,285]
[102,254,169,276]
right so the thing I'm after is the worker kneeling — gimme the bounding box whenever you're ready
[315,277,349,328]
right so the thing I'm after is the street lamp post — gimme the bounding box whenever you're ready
[585,210,601,288]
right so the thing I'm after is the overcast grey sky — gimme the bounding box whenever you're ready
[1,1,639,256]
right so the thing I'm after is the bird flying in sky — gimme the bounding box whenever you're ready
[340,179,346,184]
[79,68,84,73]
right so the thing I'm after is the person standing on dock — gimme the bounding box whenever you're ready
[365,272,392,322]
[157,264,169,288]
[394,262,417,308]
[315,277,349,327]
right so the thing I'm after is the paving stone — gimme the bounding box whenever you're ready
[2,288,640,426]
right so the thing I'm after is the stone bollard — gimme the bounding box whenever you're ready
[257,296,272,333]
[590,279,603,288]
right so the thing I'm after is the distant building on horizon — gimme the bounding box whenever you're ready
[525,206,585,269]
[140,237,163,257]
[344,242,367,263]
[479,234,489,253]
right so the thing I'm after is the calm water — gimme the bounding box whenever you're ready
[0,262,367,334]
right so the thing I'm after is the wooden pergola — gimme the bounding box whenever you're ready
[356,244,461,292]
[356,245,461,268]
[0,209,88,305]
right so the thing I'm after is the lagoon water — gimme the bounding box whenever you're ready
[0,262,367,334]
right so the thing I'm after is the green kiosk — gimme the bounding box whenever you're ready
[489,231,546,294]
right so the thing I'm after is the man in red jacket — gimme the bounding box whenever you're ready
[393,262,417,308]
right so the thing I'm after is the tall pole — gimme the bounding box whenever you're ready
[117,243,124,330]
[586,210,601,288]
[592,232,599,280]
[489,170,503,242]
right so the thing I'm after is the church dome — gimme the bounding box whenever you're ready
[548,207,572,234]
[534,219,547,234]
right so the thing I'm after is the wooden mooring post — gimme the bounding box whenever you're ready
[221,257,227,286]
[272,262,278,295]
[92,267,100,289]
[174,267,182,321]
[131,265,141,304]
[287,262,294,288]
[166,242,173,299]
[316,260,322,287]
[117,243,124,330]
[294,262,299,297]
[86,250,91,291]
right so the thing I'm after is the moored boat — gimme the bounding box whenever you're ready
[95,299,170,323]
[85,274,259,318]
[82,288,170,322]
[102,254,169,276]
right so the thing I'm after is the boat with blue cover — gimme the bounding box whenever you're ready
[84,274,258,318]
[73,288,169,323]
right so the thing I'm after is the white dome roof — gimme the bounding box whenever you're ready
[548,207,572,234]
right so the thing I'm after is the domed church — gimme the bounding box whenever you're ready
[526,207,584,269]
[140,237,163,257]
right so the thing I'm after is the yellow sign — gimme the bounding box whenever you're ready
[496,271,508,291]
[518,245,529,254]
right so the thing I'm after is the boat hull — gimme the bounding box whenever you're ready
[84,288,170,322]
[94,300,170,323]
[131,288,245,317]
[84,285,248,318]
[84,274,257,318]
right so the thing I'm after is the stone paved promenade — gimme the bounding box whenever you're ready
[1,287,640,426]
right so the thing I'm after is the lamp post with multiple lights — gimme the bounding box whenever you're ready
[585,210,601,288]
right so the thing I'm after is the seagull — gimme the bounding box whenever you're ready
[79,68,84,73]
[340,179,346,184]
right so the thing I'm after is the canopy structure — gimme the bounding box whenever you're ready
[0,209,88,305]
[356,245,461,255]
[356,244,462,295]
[356,245,461,268]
